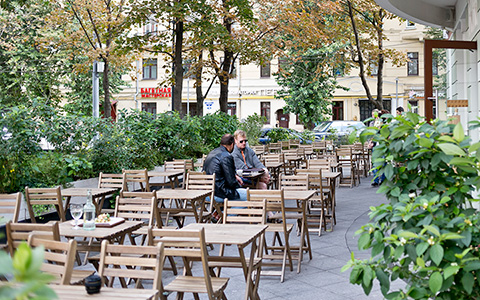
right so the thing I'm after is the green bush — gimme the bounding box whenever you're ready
[343,113,480,299]
[239,113,266,146]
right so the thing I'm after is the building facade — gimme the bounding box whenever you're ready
[114,19,443,130]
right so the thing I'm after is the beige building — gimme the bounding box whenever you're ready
[115,19,444,130]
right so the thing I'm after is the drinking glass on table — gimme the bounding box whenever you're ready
[70,204,83,230]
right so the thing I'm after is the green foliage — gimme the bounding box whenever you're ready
[343,113,480,299]
[299,129,315,144]
[0,243,57,299]
[275,47,346,129]
[239,113,267,146]
[198,112,240,150]
[266,128,290,143]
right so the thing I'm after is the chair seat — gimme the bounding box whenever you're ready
[165,276,229,294]
[265,223,294,233]
[50,269,94,285]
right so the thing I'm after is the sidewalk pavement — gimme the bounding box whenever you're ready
[221,175,399,300]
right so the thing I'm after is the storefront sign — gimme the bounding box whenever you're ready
[140,87,172,98]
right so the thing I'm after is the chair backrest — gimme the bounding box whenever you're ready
[6,221,60,254]
[28,235,77,285]
[263,153,283,164]
[296,168,326,194]
[164,160,186,172]
[307,159,331,170]
[252,145,266,157]
[280,174,309,191]
[123,169,150,192]
[24,187,64,223]
[223,199,266,225]
[268,142,281,153]
[0,192,21,223]
[98,239,164,290]
[336,147,354,165]
[280,141,290,150]
[98,172,126,190]
[115,191,159,227]
[247,188,287,226]
[174,158,194,172]
[289,139,300,149]
[148,228,215,298]
[185,173,215,213]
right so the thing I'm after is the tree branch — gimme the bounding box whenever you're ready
[65,0,97,50]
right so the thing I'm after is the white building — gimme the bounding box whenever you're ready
[114,19,443,129]
[375,0,479,140]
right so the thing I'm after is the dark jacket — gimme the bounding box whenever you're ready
[203,146,240,200]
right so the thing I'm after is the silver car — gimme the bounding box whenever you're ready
[314,121,366,141]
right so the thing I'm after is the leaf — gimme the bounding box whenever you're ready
[416,242,429,256]
[430,244,444,266]
[464,261,480,272]
[443,265,460,279]
[358,232,371,250]
[424,225,440,237]
[418,138,433,148]
[437,143,465,157]
[453,122,465,142]
[429,271,443,294]
[375,269,390,291]
[462,272,474,294]
[398,231,418,239]
[384,164,394,180]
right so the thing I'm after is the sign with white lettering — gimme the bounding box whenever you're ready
[140,87,172,98]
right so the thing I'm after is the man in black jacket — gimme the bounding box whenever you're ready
[203,134,247,203]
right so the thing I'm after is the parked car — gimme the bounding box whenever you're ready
[258,127,312,144]
[313,120,366,141]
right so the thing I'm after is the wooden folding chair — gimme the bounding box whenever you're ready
[174,158,194,173]
[24,186,65,223]
[148,228,229,300]
[184,173,220,223]
[123,169,151,192]
[335,147,358,188]
[28,235,94,285]
[296,168,335,236]
[97,172,126,212]
[0,192,21,223]
[164,160,187,188]
[307,159,332,171]
[98,239,164,294]
[6,220,60,255]
[247,188,293,282]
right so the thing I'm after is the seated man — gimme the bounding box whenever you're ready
[232,129,270,189]
[203,134,247,204]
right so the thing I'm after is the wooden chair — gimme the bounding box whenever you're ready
[184,173,219,223]
[97,172,126,213]
[252,145,267,158]
[98,239,164,292]
[148,228,229,300]
[174,158,194,173]
[6,220,60,255]
[25,186,65,223]
[289,139,300,149]
[247,188,293,282]
[299,144,314,159]
[164,160,187,188]
[0,192,21,223]
[268,142,282,153]
[353,142,369,177]
[307,159,332,171]
[123,169,150,192]
[263,153,285,189]
[28,235,93,285]
[296,168,334,236]
[335,147,358,188]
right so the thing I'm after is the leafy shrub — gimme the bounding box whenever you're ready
[344,112,480,299]
[239,113,266,146]
[266,128,290,143]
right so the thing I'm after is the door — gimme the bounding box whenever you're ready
[332,101,344,120]
[277,109,289,128]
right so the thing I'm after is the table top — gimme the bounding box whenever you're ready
[61,188,117,197]
[48,284,157,300]
[322,171,341,179]
[148,170,184,177]
[59,220,143,239]
[283,190,315,201]
[183,223,267,246]
[156,189,211,200]
[265,162,283,168]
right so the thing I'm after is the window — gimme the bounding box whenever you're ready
[260,102,270,124]
[143,58,157,80]
[406,20,416,29]
[227,102,236,116]
[278,58,289,72]
[260,61,271,78]
[370,61,378,76]
[142,102,157,115]
[407,52,418,76]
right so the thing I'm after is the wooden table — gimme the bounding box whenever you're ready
[48,284,157,300]
[241,171,264,188]
[322,171,341,226]
[283,190,315,274]
[148,170,184,189]
[62,188,117,215]
[156,189,211,227]
[183,223,267,300]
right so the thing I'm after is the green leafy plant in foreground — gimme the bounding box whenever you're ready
[343,112,480,299]
[0,242,56,300]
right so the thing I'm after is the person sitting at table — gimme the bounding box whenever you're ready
[232,130,270,189]
[203,134,247,205]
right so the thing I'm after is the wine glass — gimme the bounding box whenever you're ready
[70,204,83,230]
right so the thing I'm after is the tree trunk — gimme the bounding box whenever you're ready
[102,59,111,119]
[195,53,204,116]
[346,0,383,110]
[173,19,184,116]
[219,50,232,113]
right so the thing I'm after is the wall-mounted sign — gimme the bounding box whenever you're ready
[140,87,172,98]
[205,101,214,110]
[447,100,468,107]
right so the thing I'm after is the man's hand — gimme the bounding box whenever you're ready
[235,174,244,185]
